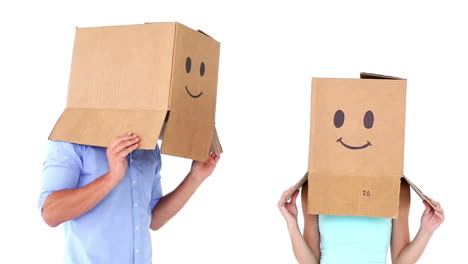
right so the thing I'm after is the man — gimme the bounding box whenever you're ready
[39,132,220,263]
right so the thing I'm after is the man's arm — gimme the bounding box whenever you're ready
[300,182,321,260]
[41,133,140,227]
[150,153,220,230]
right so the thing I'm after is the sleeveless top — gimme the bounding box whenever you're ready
[318,215,392,263]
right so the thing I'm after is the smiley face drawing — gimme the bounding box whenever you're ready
[184,56,205,98]
[308,76,407,177]
[334,109,374,150]
[167,24,220,119]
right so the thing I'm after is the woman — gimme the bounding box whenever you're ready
[278,180,444,263]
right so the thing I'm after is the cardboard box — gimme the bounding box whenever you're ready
[291,73,440,218]
[49,22,222,161]
[307,73,407,218]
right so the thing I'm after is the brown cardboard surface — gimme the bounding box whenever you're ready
[162,23,220,161]
[309,174,400,218]
[50,108,167,149]
[308,74,407,218]
[66,24,175,111]
[285,172,308,204]
[162,114,215,161]
[168,23,219,118]
[49,22,221,161]
[210,127,223,154]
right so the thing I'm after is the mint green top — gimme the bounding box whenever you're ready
[318,215,392,264]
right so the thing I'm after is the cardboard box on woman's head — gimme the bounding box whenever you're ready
[308,73,406,218]
[49,22,222,161]
[288,73,438,218]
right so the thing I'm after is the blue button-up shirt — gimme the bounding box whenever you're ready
[38,140,162,264]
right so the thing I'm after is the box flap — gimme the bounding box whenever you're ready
[308,174,401,218]
[360,72,404,80]
[49,108,167,149]
[210,126,223,154]
[402,175,442,212]
[161,112,215,161]
[284,172,308,204]
[159,120,222,158]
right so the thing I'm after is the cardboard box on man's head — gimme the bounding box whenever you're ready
[308,73,407,218]
[49,22,222,161]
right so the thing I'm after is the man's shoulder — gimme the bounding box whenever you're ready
[48,140,104,148]
[47,140,77,149]
[47,140,104,156]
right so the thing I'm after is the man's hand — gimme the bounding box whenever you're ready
[41,133,139,227]
[150,153,221,230]
[189,153,220,183]
[106,132,139,185]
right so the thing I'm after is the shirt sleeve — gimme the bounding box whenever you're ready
[150,146,163,210]
[38,140,83,213]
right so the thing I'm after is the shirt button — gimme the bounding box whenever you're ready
[135,249,139,253]
[134,203,138,207]
[136,226,139,230]
[132,180,136,184]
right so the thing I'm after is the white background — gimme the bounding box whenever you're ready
[1,0,467,263]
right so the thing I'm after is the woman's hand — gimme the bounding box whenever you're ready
[420,198,444,234]
[278,187,300,228]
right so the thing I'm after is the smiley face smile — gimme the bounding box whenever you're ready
[185,85,203,98]
[337,137,372,150]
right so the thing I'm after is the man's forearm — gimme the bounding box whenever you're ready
[394,228,433,264]
[150,172,202,230]
[41,174,117,227]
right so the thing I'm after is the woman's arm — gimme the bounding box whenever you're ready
[390,180,411,262]
[278,187,319,264]
[301,182,321,260]
[391,180,445,263]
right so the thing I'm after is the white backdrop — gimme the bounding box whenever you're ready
[1,0,467,263]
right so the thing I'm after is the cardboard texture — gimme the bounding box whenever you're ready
[308,73,407,218]
[285,173,308,203]
[49,22,222,161]
[402,175,442,212]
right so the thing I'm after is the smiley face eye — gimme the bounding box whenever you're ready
[200,62,205,76]
[364,110,374,129]
[185,57,191,73]
[334,110,345,128]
